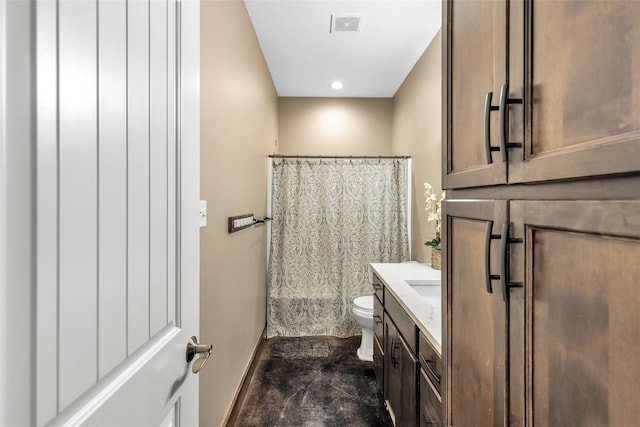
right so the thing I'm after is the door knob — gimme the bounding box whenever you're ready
[186,336,213,374]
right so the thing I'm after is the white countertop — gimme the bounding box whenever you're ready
[371,262,442,354]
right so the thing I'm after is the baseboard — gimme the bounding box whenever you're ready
[223,327,267,427]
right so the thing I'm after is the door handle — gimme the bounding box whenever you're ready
[186,336,213,374]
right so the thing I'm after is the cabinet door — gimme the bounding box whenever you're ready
[384,317,402,424]
[443,200,509,427]
[400,335,419,427]
[443,0,508,189]
[508,1,640,183]
[510,201,640,427]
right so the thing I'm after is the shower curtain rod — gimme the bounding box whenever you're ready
[268,154,411,160]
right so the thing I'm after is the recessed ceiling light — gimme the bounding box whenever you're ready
[331,81,344,90]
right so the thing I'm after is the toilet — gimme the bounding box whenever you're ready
[352,295,374,362]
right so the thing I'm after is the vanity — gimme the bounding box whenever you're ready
[371,262,442,427]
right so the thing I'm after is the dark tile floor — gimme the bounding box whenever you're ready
[230,336,392,427]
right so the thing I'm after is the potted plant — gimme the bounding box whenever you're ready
[424,183,445,270]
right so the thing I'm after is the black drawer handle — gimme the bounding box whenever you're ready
[422,355,441,384]
[373,314,383,325]
[484,91,501,164]
[373,282,382,291]
[498,83,523,162]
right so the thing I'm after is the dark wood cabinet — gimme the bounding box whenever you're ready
[508,1,640,184]
[375,272,439,427]
[444,3,640,426]
[444,197,640,426]
[443,0,507,189]
[443,200,509,426]
[384,316,402,424]
[444,0,640,190]
[384,310,419,426]
[384,297,418,427]
[508,200,640,426]
[399,335,419,427]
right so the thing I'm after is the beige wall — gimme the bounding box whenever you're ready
[278,97,393,156]
[392,30,442,263]
[200,1,278,426]
[198,14,441,423]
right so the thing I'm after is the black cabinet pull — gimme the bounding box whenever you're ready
[390,340,397,366]
[484,91,501,164]
[392,341,401,367]
[498,83,523,162]
[373,282,382,291]
[484,221,501,293]
[500,222,523,302]
[421,355,441,384]
[373,314,383,325]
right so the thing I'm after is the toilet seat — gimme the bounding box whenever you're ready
[353,295,373,313]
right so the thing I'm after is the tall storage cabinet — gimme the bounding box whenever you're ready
[443,1,640,426]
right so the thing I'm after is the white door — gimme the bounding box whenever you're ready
[0,1,201,426]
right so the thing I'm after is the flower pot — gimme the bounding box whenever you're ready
[431,249,441,270]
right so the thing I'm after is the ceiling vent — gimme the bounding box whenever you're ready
[331,15,363,33]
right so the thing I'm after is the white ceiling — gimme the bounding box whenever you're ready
[244,1,442,98]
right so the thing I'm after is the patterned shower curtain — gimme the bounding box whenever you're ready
[267,158,409,338]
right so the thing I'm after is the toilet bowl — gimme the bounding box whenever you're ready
[352,295,374,362]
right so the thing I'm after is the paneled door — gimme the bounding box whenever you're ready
[0,1,201,426]
[508,0,640,183]
[509,201,640,426]
[443,199,510,427]
[443,0,508,189]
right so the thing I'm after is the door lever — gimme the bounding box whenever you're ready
[186,336,213,374]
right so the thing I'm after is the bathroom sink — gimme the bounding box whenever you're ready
[405,280,441,307]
